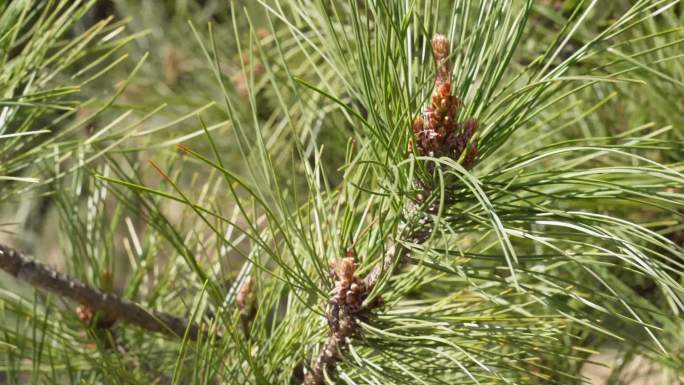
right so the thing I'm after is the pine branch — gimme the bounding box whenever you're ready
[303,226,431,385]
[302,33,471,384]
[0,243,203,340]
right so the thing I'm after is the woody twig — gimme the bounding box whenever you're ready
[0,243,203,340]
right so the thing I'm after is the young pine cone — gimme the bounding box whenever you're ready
[411,34,479,169]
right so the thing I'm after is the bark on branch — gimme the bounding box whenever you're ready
[0,243,202,340]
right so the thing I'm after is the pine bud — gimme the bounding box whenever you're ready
[431,34,450,61]
[76,304,94,325]
[236,276,256,316]
[337,257,355,280]
[412,116,424,134]
[409,33,479,169]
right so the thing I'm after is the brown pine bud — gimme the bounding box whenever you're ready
[412,116,424,134]
[337,257,355,280]
[437,83,451,98]
[237,276,258,337]
[432,34,452,88]
[431,34,450,60]
[76,304,94,325]
[236,277,255,315]
[345,293,355,305]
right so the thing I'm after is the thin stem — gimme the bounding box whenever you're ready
[0,243,203,340]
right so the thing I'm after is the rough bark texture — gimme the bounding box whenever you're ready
[0,244,202,340]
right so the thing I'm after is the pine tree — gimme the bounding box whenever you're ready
[1,1,683,384]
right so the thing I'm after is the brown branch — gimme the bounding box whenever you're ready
[0,243,203,340]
